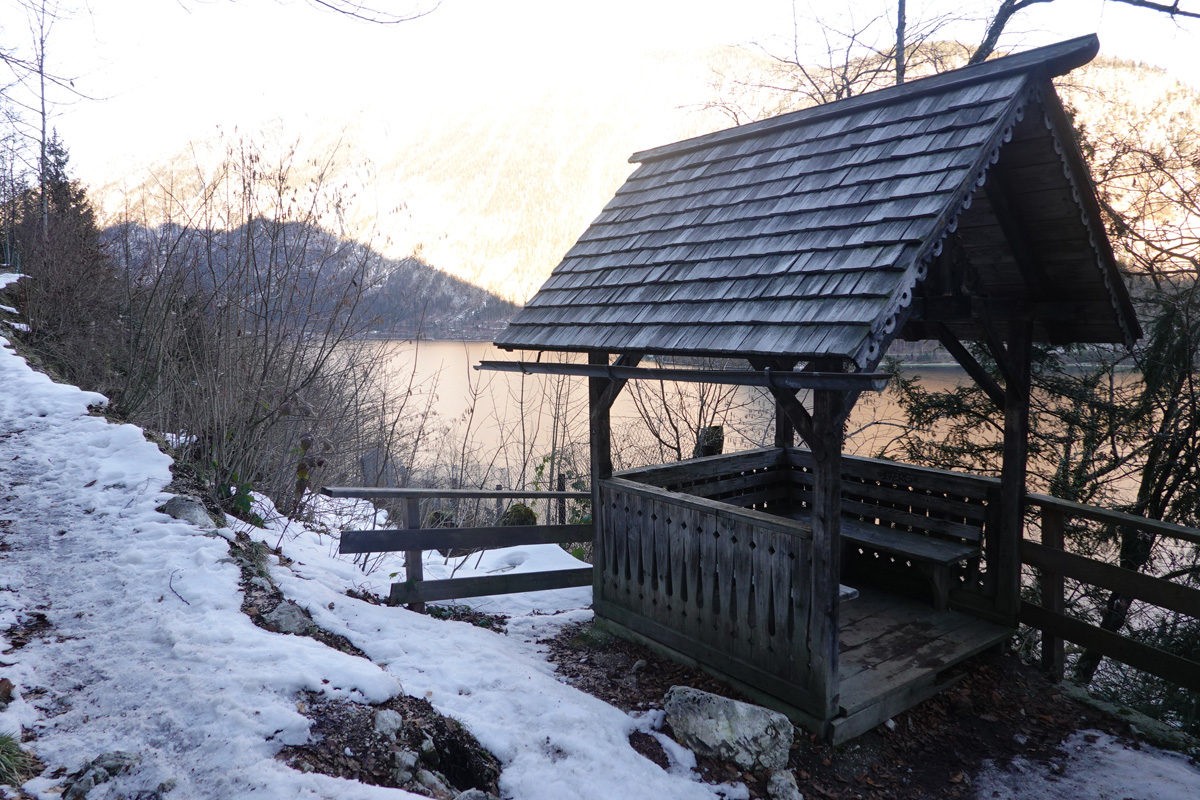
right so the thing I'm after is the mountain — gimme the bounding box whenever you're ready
[89,47,774,304]
[102,220,519,340]
[89,46,1200,309]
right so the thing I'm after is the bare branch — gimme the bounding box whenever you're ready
[304,0,437,24]
[1111,0,1200,20]
[970,0,1055,64]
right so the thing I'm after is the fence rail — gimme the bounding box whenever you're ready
[1021,493,1200,692]
[321,486,591,611]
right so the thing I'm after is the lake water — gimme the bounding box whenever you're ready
[377,340,970,490]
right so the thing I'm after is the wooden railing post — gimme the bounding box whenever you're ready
[809,384,845,727]
[557,474,567,525]
[404,497,425,613]
[1039,506,1065,678]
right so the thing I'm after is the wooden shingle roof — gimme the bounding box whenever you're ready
[495,36,1139,369]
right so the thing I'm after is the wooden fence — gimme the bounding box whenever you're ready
[594,474,824,717]
[1021,494,1200,692]
[320,486,592,611]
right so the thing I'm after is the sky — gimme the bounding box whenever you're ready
[4,0,1200,187]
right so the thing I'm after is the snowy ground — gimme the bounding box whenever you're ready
[1,270,1198,799]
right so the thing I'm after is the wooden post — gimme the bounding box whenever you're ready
[589,352,612,604]
[747,357,798,449]
[996,321,1032,624]
[808,382,845,726]
[557,473,567,525]
[1040,506,1066,678]
[775,399,795,448]
[404,497,425,613]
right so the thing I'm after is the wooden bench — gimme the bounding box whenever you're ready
[840,518,980,610]
[784,449,991,611]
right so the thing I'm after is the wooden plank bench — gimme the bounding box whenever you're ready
[840,518,980,610]
[786,449,992,611]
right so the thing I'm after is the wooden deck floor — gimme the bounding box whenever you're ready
[832,585,1013,742]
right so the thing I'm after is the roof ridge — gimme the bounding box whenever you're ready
[630,35,1099,164]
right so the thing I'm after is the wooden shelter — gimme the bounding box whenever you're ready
[483,36,1141,741]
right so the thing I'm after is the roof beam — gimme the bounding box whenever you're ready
[476,361,890,392]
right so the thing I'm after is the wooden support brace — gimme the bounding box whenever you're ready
[932,321,1006,410]
[979,316,1019,392]
[590,352,643,424]
[769,387,815,449]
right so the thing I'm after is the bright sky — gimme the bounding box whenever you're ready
[3,0,1199,187]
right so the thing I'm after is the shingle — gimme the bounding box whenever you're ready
[494,55,1056,361]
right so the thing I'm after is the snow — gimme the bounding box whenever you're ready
[974,730,1200,800]
[0,326,733,799]
[0,316,1197,799]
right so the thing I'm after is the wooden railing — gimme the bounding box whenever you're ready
[320,486,592,611]
[595,475,824,720]
[1021,494,1200,692]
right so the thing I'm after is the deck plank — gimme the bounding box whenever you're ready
[838,586,1011,716]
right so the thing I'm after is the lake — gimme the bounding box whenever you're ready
[376,340,971,492]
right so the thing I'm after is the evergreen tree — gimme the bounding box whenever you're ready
[13,131,119,387]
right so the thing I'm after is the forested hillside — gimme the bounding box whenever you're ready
[103,221,517,339]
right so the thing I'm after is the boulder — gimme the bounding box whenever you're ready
[158,496,219,529]
[374,708,405,739]
[663,686,793,771]
[391,749,419,784]
[768,769,804,800]
[455,790,501,800]
[262,601,316,635]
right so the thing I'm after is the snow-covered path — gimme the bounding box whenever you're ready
[2,270,1198,800]
[0,275,728,799]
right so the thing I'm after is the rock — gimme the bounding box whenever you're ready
[64,751,139,800]
[416,768,455,799]
[391,749,419,784]
[663,686,793,771]
[374,709,405,739]
[455,790,500,800]
[768,769,804,800]
[262,601,315,635]
[249,576,273,591]
[157,496,219,529]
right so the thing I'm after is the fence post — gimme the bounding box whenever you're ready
[404,497,425,613]
[557,473,567,525]
[495,484,503,522]
[1040,506,1065,678]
